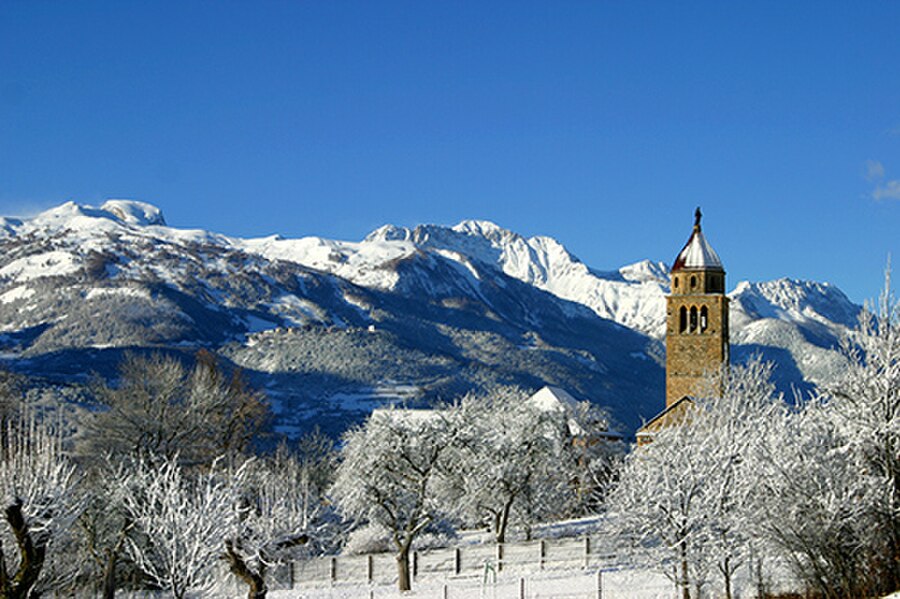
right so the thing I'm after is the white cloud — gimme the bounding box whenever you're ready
[865,159,885,181]
[873,180,900,201]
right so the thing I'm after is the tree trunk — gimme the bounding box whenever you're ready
[397,546,412,592]
[100,522,132,599]
[224,540,267,599]
[721,556,732,599]
[1,499,47,599]
[101,549,117,599]
[679,539,690,599]
[496,496,515,545]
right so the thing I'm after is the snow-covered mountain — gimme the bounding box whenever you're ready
[0,200,861,435]
[245,220,671,337]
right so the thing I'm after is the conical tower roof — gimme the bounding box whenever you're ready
[671,208,723,272]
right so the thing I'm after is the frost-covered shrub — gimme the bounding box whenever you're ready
[343,524,392,555]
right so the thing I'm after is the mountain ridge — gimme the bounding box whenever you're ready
[0,200,860,436]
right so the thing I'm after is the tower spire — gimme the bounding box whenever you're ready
[694,207,702,231]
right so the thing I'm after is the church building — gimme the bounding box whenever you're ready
[636,208,729,445]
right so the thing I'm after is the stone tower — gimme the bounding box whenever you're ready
[665,208,729,407]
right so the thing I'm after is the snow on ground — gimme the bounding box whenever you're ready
[262,568,674,599]
[328,384,422,412]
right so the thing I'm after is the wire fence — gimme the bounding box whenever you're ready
[267,568,677,599]
[271,535,801,599]
[286,535,618,590]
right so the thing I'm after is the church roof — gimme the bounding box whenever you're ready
[671,208,723,272]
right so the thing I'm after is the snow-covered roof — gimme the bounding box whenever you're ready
[527,386,580,413]
[671,210,723,272]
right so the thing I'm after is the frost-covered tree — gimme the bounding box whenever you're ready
[331,408,459,591]
[757,268,900,597]
[0,414,84,599]
[694,359,784,599]
[449,389,564,543]
[224,436,338,599]
[75,457,141,599]
[446,388,616,543]
[613,417,711,599]
[825,268,900,593]
[612,359,783,599]
[120,456,241,599]
[753,397,868,599]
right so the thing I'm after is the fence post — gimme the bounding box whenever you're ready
[539,539,546,570]
[443,583,449,599]
[289,561,295,589]
[367,554,374,583]
[596,569,602,599]
[454,547,462,575]
[497,543,504,572]
[413,550,419,582]
[584,536,591,568]
[519,577,525,599]
[330,556,337,583]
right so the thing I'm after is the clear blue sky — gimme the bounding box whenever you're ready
[2,2,899,304]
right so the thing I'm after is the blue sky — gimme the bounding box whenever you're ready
[1,2,899,304]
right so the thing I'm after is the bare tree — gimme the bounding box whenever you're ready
[78,350,268,466]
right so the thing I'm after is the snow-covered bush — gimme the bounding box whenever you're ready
[343,523,393,555]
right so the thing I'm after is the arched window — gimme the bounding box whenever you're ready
[690,275,697,289]
[689,306,698,333]
[700,306,708,332]
[674,277,679,289]
[679,306,687,333]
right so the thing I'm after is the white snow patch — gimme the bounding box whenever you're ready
[0,286,35,304]
[0,251,80,282]
[84,287,151,301]
[265,294,328,326]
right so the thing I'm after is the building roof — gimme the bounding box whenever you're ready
[671,208,723,272]
[636,396,695,441]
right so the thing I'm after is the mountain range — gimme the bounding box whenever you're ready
[0,200,861,436]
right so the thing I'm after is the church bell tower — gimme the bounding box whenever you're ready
[665,208,729,407]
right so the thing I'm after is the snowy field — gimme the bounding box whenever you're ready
[263,568,675,599]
